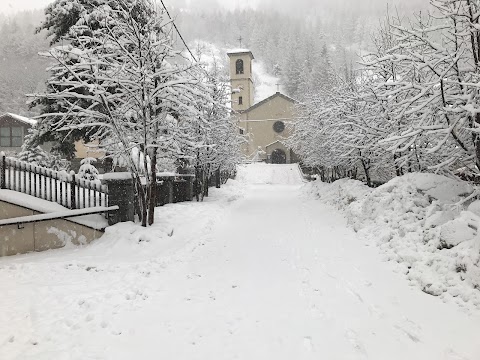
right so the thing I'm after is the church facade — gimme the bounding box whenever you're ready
[227,49,298,164]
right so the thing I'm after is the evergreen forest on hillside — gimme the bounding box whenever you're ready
[0,1,427,116]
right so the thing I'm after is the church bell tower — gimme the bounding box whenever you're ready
[227,49,254,112]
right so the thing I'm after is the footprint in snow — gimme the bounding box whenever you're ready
[444,349,471,360]
[393,318,422,343]
[303,336,314,352]
[310,304,325,318]
[345,329,368,358]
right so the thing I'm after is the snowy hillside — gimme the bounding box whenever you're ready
[304,173,480,311]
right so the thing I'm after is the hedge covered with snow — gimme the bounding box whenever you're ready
[305,174,480,311]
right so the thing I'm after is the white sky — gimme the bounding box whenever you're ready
[0,0,54,15]
[0,0,261,16]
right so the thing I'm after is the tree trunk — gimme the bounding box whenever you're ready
[133,173,147,227]
[215,168,221,188]
[204,164,210,197]
[361,159,371,187]
[195,167,204,202]
[148,150,157,226]
[195,167,200,202]
[203,170,209,198]
[393,154,402,177]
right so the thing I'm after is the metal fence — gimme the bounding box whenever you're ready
[0,154,108,209]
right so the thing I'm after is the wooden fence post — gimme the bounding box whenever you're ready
[70,170,76,210]
[0,152,5,189]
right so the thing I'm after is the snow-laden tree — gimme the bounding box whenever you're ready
[289,72,395,185]
[292,4,480,185]
[30,0,127,159]
[17,131,52,167]
[29,0,216,226]
[181,56,243,200]
[17,127,70,170]
[362,4,480,177]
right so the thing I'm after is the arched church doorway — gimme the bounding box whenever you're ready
[271,149,287,164]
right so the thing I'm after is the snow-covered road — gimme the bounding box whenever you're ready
[1,164,479,359]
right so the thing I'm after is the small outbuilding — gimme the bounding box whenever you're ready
[0,113,37,153]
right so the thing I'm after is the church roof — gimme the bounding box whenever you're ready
[265,139,286,148]
[245,92,296,113]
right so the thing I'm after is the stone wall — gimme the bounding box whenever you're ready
[0,200,103,257]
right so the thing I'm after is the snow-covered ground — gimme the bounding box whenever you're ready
[1,164,479,359]
[236,163,304,185]
[304,174,480,311]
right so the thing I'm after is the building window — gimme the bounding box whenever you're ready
[238,96,243,105]
[273,121,285,133]
[236,59,244,74]
[0,126,22,147]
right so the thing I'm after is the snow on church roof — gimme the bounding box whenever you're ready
[2,113,37,126]
[247,92,296,113]
[227,49,255,59]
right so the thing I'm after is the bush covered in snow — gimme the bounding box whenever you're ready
[305,173,480,310]
[78,157,99,181]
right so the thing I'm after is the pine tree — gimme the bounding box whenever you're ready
[17,128,50,166]
[30,0,218,226]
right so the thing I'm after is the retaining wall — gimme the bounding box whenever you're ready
[0,200,104,256]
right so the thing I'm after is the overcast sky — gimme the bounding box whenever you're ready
[0,0,53,15]
[0,0,427,16]
[0,0,261,15]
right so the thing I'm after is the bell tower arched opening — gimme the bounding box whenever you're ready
[236,59,244,74]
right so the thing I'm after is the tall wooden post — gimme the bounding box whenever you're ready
[0,152,5,189]
[70,171,76,210]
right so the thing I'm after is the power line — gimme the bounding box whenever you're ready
[159,0,197,62]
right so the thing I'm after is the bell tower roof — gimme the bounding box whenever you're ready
[227,49,255,60]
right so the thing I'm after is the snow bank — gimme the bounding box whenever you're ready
[304,173,480,311]
[72,179,246,263]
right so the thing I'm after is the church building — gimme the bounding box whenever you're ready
[227,49,298,164]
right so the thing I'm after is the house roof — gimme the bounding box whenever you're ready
[1,113,37,126]
[244,92,296,113]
